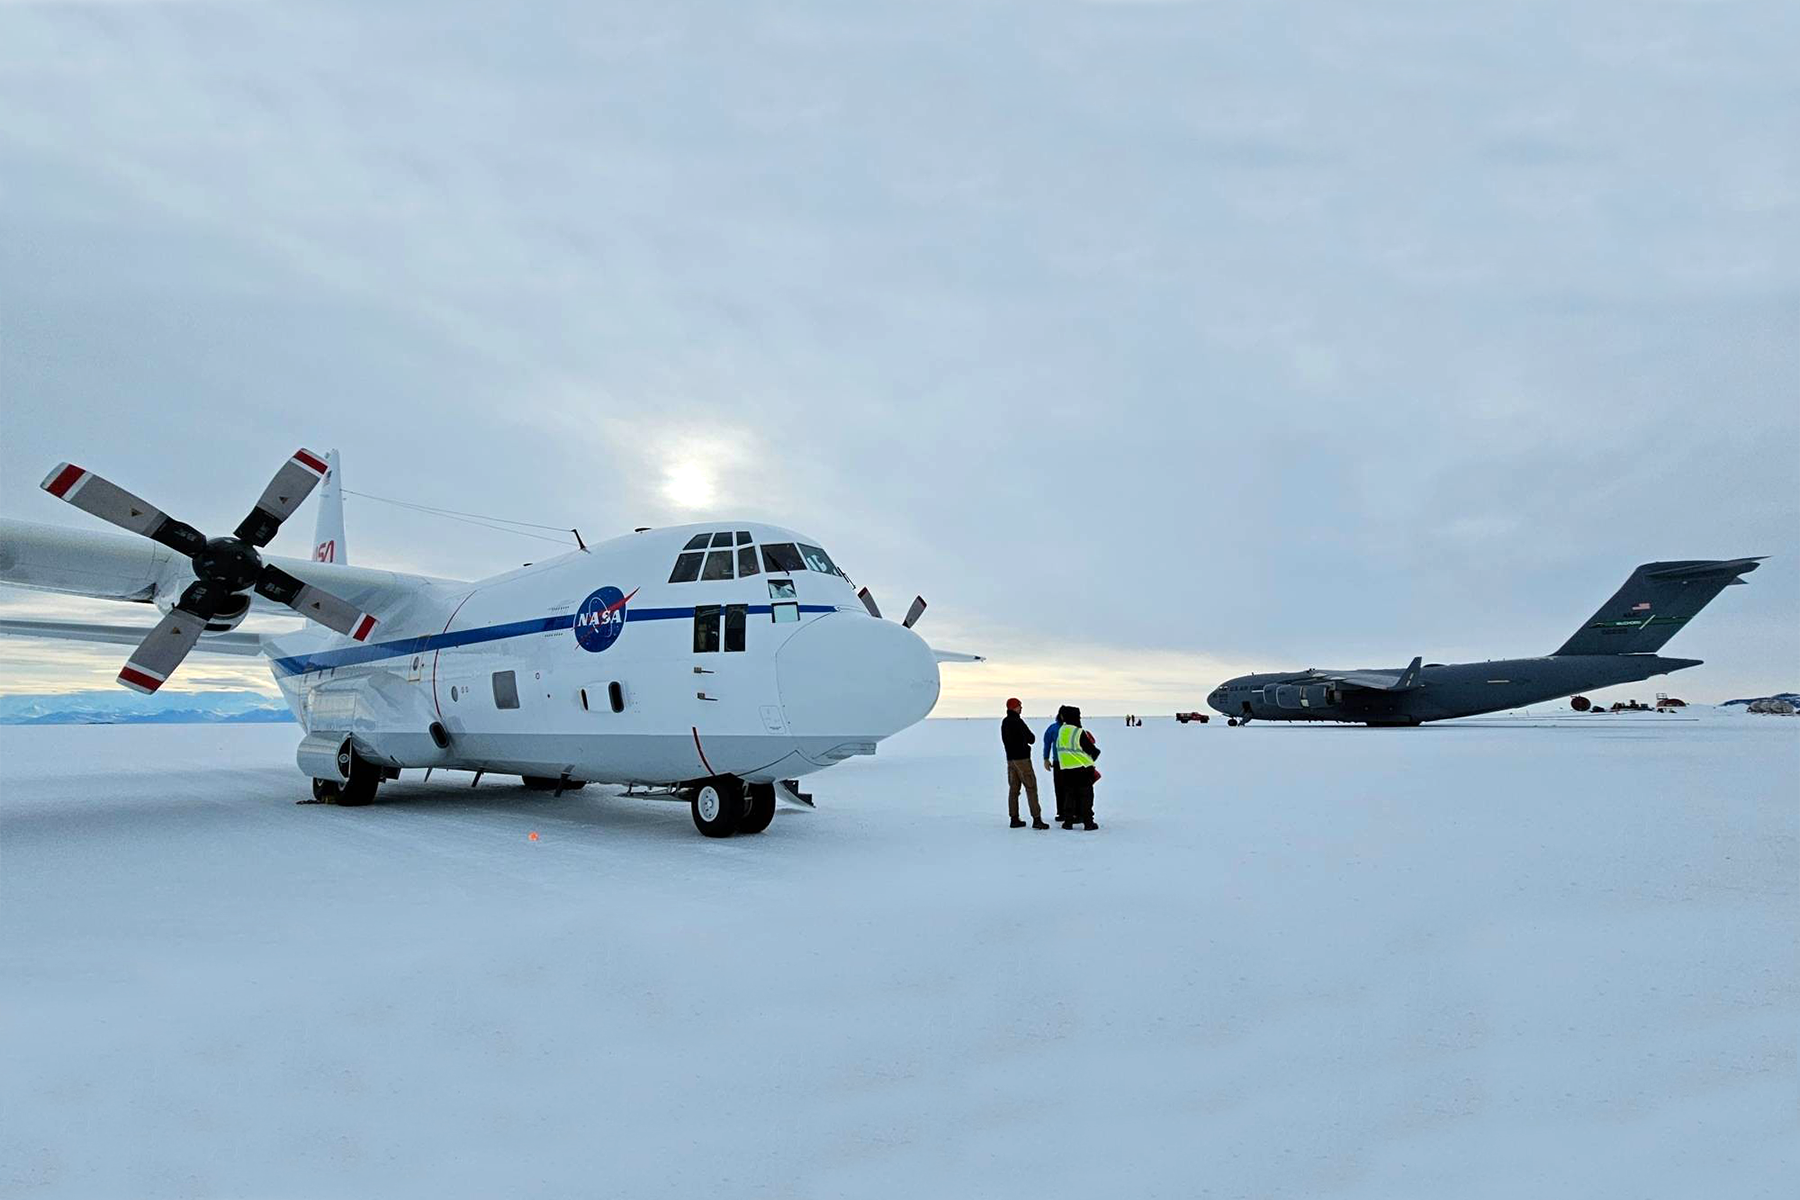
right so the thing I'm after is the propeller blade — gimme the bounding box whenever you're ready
[233,448,330,547]
[40,463,207,556]
[255,564,377,640]
[856,587,883,619]
[902,595,927,629]
[116,606,208,693]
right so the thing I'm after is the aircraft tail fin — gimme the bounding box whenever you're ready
[1394,656,1423,690]
[1553,557,1763,656]
[311,449,347,565]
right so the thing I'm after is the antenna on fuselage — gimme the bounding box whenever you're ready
[573,528,586,551]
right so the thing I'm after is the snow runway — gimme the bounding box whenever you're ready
[2,714,1794,1197]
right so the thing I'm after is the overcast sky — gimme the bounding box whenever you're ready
[1,0,1795,715]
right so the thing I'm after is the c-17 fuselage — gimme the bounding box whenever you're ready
[1207,558,1762,726]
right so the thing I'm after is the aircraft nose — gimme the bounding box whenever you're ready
[1207,685,1233,715]
[776,613,940,757]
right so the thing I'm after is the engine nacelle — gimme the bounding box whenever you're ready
[153,585,251,632]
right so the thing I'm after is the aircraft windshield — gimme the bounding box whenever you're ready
[666,533,850,584]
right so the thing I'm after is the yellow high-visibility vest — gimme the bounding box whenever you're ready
[1055,723,1094,770]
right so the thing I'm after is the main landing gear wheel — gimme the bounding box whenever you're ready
[689,778,745,838]
[311,778,340,802]
[335,748,382,807]
[739,783,776,835]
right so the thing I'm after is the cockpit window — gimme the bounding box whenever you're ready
[768,578,796,599]
[683,533,711,551]
[798,544,843,578]
[709,531,735,548]
[668,552,703,584]
[762,543,806,573]
[701,550,735,581]
[735,530,753,545]
[737,546,760,576]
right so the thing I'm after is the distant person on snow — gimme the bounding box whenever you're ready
[1000,698,1047,829]
[1043,704,1101,831]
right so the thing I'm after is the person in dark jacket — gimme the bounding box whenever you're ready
[1043,704,1101,830]
[1000,698,1047,829]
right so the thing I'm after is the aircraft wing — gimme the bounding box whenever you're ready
[0,618,266,656]
[0,518,467,617]
[931,648,986,663]
[1321,656,1424,692]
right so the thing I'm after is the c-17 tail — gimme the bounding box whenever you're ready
[1553,557,1764,657]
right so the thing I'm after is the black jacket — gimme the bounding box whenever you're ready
[1001,712,1036,760]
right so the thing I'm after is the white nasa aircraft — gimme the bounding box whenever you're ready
[0,449,980,836]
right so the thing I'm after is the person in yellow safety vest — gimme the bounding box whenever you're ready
[1042,704,1101,830]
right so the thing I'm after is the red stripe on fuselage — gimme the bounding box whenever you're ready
[45,464,86,498]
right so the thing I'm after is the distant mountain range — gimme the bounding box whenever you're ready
[0,691,293,726]
[1721,693,1800,708]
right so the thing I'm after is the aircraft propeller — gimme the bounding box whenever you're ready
[856,586,928,629]
[39,449,377,693]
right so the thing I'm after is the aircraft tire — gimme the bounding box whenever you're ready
[690,778,744,838]
[311,778,340,802]
[739,783,776,835]
[336,752,381,807]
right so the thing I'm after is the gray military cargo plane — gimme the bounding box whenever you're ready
[1207,558,1764,726]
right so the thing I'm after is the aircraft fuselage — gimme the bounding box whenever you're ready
[1208,654,1701,725]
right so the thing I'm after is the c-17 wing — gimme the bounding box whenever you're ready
[1326,656,1424,692]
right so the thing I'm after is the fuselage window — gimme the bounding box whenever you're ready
[709,531,735,548]
[737,546,760,576]
[725,604,747,652]
[762,542,805,573]
[701,550,735,581]
[492,670,520,710]
[768,578,796,600]
[772,601,799,624]
[694,604,722,652]
[682,533,711,551]
[608,681,626,713]
[669,552,703,583]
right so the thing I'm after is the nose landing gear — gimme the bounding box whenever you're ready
[687,777,779,837]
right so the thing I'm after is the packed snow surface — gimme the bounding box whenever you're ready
[2,712,1794,1198]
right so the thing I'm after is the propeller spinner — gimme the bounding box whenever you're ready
[40,449,377,693]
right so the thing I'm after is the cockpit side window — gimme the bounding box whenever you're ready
[683,533,711,551]
[798,544,843,578]
[737,546,760,576]
[668,552,703,584]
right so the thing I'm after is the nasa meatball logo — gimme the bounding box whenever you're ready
[573,586,636,653]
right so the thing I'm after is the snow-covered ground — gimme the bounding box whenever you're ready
[2,712,1794,1198]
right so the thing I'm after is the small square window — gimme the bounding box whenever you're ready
[767,578,796,600]
[669,552,703,583]
[694,605,722,652]
[701,550,735,581]
[771,602,800,624]
[737,546,760,576]
[492,670,520,709]
[736,531,753,544]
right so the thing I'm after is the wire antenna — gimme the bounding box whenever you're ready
[343,488,580,548]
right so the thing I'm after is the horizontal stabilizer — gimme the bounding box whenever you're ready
[1555,557,1764,657]
[0,618,266,657]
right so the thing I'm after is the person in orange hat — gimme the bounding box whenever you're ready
[1000,698,1047,829]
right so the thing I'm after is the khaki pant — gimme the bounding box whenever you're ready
[1007,759,1042,822]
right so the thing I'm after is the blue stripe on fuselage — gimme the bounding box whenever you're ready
[270,604,840,677]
